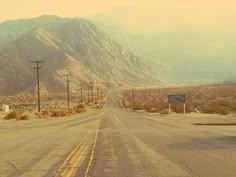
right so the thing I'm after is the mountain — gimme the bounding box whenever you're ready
[89,7,236,84]
[0,27,101,95]
[0,16,162,95]
[49,19,160,85]
[0,15,69,44]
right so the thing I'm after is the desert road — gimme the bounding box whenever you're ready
[1,94,236,177]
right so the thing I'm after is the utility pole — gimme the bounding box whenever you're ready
[87,87,90,104]
[80,87,83,104]
[97,86,99,101]
[64,74,71,110]
[132,86,135,106]
[30,60,45,112]
[79,83,84,104]
[89,75,94,103]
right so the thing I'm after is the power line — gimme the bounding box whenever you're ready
[30,60,45,112]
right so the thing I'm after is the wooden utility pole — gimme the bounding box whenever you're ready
[80,87,83,104]
[64,74,71,109]
[87,87,90,104]
[132,86,135,106]
[89,75,94,103]
[30,60,45,112]
[96,85,100,101]
[97,87,99,101]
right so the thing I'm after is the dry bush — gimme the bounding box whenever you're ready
[160,109,171,115]
[217,99,230,107]
[147,107,159,113]
[4,111,22,120]
[74,104,85,109]
[17,115,29,121]
[121,84,236,115]
[51,109,79,117]
[229,101,236,112]
[185,103,195,113]
[159,104,168,111]
[74,105,86,113]
[4,111,29,121]
[51,111,63,117]
[132,103,144,110]
[41,110,51,118]
[172,104,184,113]
[202,104,230,115]
[77,108,86,113]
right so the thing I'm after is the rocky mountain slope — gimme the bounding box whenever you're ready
[89,8,236,84]
[0,16,162,95]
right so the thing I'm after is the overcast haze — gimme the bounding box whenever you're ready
[1,0,236,36]
[1,1,235,21]
[1,0,236,83]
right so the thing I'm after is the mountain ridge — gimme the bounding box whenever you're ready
[0,16,163,95]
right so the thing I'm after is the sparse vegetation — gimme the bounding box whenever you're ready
[74,104,86,113]
[120,83,236,115]
[4,111,20,120]
[4,111,29,121]
[17,115,29,121]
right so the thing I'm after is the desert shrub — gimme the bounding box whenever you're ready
[217,99,230,107]
[4,111,21,120]
[147,107,159,113]
[34,112,42,119]
[132,103,144,110]
[160,109,171,115]
[202,105,230,115]
[77,108,86,113]
[192,100,201,108]
[172,104,184,113]
[229,101,236,112]
[74,105,86,113]
[159,103,168,111]
[51,109,79,117]
[74,104,85,109]
[51,111,62,117]
[41,110,51,118]
[42,110,50,116]
[18,115,29,121]
[185,103,195,113]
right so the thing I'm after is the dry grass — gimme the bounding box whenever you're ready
[120,83,236,115]
[51,110,67,117]
[4,111,20,120]
[4,111,29,121]
[74,104,86,113]
[17,115,29,121]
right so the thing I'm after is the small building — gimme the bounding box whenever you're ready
[0,104,10,113]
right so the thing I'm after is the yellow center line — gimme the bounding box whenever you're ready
[62,145,88,177]
[52,112,106,177]
[84,128,100,177]
[52,130,91,177]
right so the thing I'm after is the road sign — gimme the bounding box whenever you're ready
[168,95,186,104]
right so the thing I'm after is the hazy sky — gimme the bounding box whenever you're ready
[1,0,236,36]
[1,0,235,22]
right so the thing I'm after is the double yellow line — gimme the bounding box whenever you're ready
[84,129,99,177]
[52,112,105,177]
[52,132,90,177]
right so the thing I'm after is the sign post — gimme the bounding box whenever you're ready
[168,94,186,114]
[168,103,171,114]
[184,103,186,114]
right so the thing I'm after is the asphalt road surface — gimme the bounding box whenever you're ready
[0,94,236,177]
